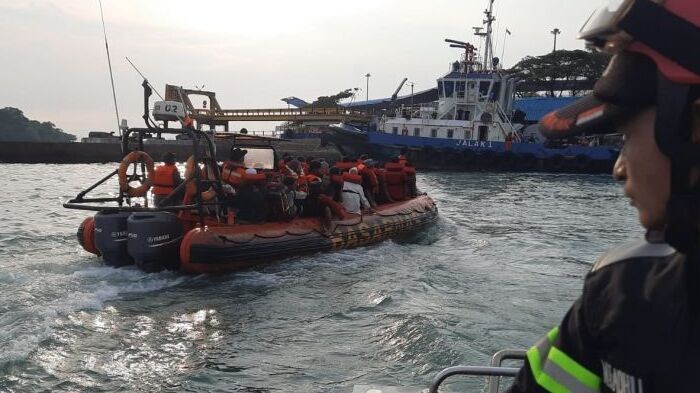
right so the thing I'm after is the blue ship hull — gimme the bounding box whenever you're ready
[368,131,618,161]
[328,129,619,173]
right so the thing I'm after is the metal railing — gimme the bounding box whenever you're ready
[429,349,526,393]
[190,106,370,118]
[240,130,283,138]
[494,102,520,142]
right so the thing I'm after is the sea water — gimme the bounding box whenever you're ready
[0,164,639,392]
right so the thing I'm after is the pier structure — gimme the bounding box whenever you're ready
[163,85,372,131]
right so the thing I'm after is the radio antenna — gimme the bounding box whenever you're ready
[126,56,188,124]
[98,0,122,136]
[126,57,168,104]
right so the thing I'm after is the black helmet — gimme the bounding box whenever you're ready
[539,0,700,252]
[162,152,176,165]
[229,147,247,162]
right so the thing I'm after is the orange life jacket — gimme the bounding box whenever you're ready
[222,161,246,186]
[297,174,308,192]
[152,164,178,196]
[306,174,322,183]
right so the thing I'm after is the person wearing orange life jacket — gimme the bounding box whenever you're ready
[221,147,247,188]
[302,160,332,218]
[372,164,394,204]
[152,152,183,207]
[360,159,379,208]
[284,159,309,192]
[505,132,514,151]
[235,167,269,223]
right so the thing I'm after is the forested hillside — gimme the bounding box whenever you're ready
[0,107,76,142]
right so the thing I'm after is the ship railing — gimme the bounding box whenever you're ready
[190,107,370,118]
[429,349,526,393]
[493,101,520,142]
[244,130,283,138]
[378,114,387,130]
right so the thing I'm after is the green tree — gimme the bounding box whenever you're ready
[0,107,76,142]
[508,50,610,97]
[310,89,355,107]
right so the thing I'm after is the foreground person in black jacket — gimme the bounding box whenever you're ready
[508,1,700,392]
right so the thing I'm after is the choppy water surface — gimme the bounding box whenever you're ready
[0,164,639,392]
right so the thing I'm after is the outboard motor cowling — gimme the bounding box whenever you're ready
[94,211,133,266]
[127,212,184,272]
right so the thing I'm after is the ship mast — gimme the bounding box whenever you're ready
[482,0,496,70]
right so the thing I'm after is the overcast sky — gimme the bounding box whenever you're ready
[0,0,599,137]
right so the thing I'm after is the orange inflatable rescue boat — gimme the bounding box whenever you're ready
[65,121,437,274]
[179,195,436,274]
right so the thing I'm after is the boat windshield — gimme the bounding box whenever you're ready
[243,147,275,170]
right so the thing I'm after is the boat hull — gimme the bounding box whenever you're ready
[179,195,438,274]
[328,129,619,173]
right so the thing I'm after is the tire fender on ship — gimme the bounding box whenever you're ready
[462,149,476,165]
[499,151,517,171]
[520,153,537,171]
[575,154,591,172]
[547,154,565,171]
[479,150,498,168]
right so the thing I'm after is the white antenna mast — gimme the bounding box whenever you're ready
[98,0,122,136]
[483,0,496,70]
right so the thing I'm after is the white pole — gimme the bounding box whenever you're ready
[501,29,510,68]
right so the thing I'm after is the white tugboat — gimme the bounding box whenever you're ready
[379,0,520,147]
[332,0,620,173]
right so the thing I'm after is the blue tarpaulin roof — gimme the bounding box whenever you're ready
[514,97,580,121]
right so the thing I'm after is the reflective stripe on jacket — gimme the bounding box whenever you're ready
[527,327,600,393]
[508,235,689,393]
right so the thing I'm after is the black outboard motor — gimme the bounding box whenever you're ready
[94,211,133,266]
[127,212,184,272]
